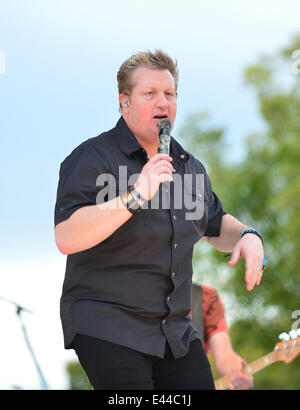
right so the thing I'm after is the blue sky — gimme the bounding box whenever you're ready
[0,0,299,389]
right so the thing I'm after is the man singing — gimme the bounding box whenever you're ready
[54,49,264,390]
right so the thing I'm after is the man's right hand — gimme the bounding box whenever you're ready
[134,153,174,201]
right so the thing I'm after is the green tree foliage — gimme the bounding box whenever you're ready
[182,34,300,389]
[65,360,92,390]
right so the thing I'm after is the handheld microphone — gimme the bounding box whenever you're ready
[157,118,173,155]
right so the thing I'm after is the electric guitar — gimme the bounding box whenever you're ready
[214,330,300,390]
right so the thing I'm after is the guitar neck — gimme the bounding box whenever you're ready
[214,351,277,390]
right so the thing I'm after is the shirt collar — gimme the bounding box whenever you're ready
[114,116,189,163]
[170,136,190,164]
[113,116,144,157]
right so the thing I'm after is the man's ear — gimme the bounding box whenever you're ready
[120,94,129,110]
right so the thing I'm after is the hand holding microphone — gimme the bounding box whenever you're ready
[134,118,174,201]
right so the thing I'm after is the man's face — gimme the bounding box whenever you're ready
[121,67,177,144]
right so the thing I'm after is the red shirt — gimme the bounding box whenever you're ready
[197,284,229,353]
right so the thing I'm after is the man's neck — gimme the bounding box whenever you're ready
[122,115,159,159]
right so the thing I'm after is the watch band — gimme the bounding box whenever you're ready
[120,190,141,214]
[129,186,147,203]
[120,186,147,215]
[240,226,263,244]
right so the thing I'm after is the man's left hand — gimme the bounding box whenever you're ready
[228,234,264,291]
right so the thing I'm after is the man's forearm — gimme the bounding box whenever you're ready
[214,351,243,377]
[209,333,243,376]
[55,195,132,255]
[203,214,246,252]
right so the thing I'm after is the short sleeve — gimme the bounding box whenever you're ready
[203,173,226,237]
[54,145,110,226]
[202,285,229,345]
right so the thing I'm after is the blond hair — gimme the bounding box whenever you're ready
[117,49,179,111]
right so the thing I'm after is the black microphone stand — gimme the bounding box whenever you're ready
[0,296,49,390]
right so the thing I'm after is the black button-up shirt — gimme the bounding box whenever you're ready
[54,116,225,359]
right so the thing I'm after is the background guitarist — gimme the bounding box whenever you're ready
[192,283,253,390]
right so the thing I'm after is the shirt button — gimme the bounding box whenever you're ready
[180,154,185,159]
[167,296,170,302]
[171,272,176,278]
[173,215,177,221]
[174,243,178,248]
[162,319,166,325]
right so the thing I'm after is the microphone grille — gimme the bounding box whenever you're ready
[157,118,173,132]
